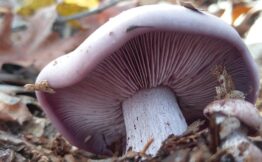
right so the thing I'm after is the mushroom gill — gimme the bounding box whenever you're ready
[43,31,251,155]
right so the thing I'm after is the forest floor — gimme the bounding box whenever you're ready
[1,0,262,161]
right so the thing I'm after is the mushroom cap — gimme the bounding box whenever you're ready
[204,99,262,135]
[36,4,259,155]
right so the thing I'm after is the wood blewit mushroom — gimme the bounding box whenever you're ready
[204,99,262,161]
[35,5,259,156]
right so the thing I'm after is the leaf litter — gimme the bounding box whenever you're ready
[1,0,262,161]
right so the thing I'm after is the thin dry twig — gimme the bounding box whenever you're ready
[208,114,220,154]
[140,138,154,155]
[207,148,230,162]
[116,138,154,161]
[24,80,55,94]
[57,0,128,22]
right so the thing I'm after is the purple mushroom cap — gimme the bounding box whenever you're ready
[36,4,259,156]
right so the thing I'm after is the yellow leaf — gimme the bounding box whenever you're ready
[56,0,99,28]
[17,0,55,16]
[56,2,87,17]
[64,0,99,8]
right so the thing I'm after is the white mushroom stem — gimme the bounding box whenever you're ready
[122,87,188,155]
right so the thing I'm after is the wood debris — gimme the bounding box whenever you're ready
[24,80,55,94]
[212,65,245,100]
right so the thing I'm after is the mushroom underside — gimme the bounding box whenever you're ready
[43,31,252,155]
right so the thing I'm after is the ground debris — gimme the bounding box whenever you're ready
[212,65,245,100]
[1,0,262,161]
[0,64,262,162]
[0,63,95,161]
[24,80,55,94]
[0,91,32,124]
[0,129,95,162]
[110,114,262,162]
[50,135,72,156]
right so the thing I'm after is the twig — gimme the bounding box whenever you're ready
[208,114,220,153]
[140,138,154,155]
[207,148,230,162]
[57,0,128,22]
[116,138,154,161]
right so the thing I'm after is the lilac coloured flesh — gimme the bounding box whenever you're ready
[40,31,256,155]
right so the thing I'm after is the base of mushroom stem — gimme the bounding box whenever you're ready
[122,87,188,155]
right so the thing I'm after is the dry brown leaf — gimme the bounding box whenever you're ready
[0,4,85,70]
[0,92,32,124]
[23,117,50,137]
[17,5,58,53]
[1,1,132,70]
[232,3,252,23]
[0,102,32,124]
[0,6,13,52]
[0,29,89,70]
[217,2,252,25]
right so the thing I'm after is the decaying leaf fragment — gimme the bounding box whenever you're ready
[0,92,32,124]
[212,65,245,100]
[16,0,56,16]
[24,80,55,93]
[0,5,13,52]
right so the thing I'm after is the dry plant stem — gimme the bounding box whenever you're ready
[140,138,154,155]
[122,87,188,155]
[209,114,219,153]
[57,0,128,22]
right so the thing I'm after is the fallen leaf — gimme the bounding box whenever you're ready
[18,5,58,53]
[56,0,99,28]
[0,6,13,52]
[64,0,99,8]
[232,3,252,23]
[23,117,49,137]
[0,149,16,162]
[0,92,32,124]
[0,29,89,70]
[16,0,55,16]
